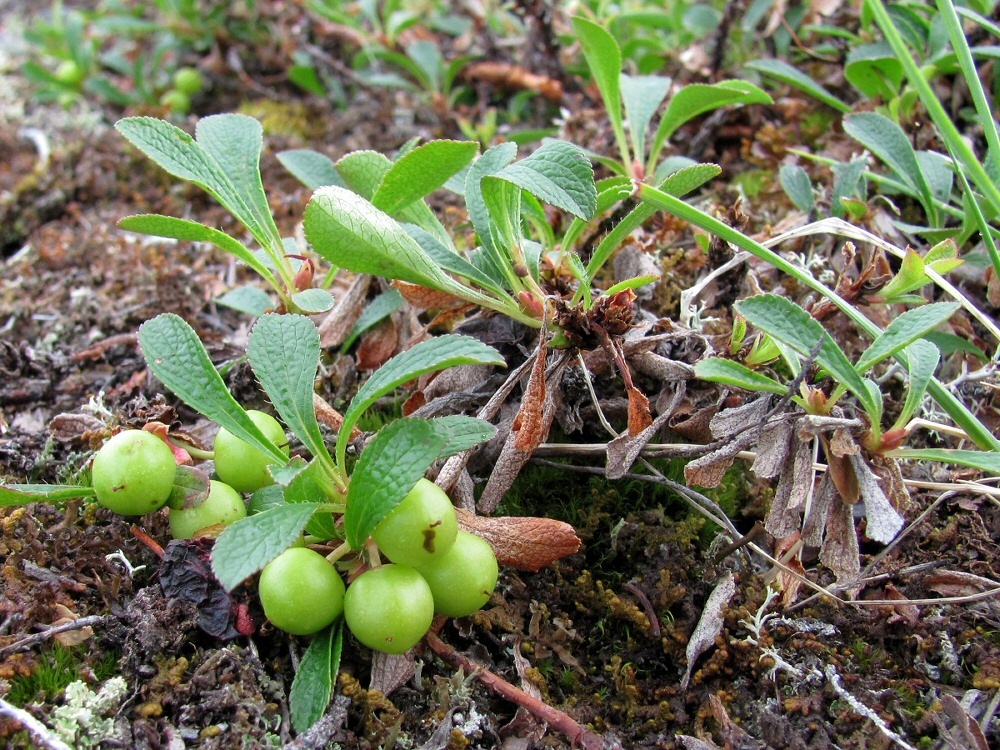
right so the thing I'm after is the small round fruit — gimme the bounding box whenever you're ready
[169,479,247,539]
[344,565,433,654]
[213,410,289,494]
[258,547,345,636]
[92,430,176,516]
[54,60,84,87]
[172,66,204,95]
[416,530,498,617]
[159,89,191,114]
[372,479,458,568]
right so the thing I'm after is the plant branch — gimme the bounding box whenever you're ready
[0,697,73,750]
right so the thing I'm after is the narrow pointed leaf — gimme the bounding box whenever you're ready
[1,484,95,507]
[887,448,1000,474]
[572,16,626,161]
[659,163,722,197]
[373,140,478,215]
[695,357,788,395]
[855,302,959,373]
[248,314,333,468]
[466,142,518,254]
[779,164,815,212]
[337,335,504,467]
[735,294,879,416]
[494,140,596,219]
[138,314,287,463]
[894,339,939,428]
[290,621,344,734]
[620,74,671,162]
[305,186,453,289]
[118,215,278,284]
[344,418,449,549]
[211,503,319,590]
[744,59,851,113]
[431,415,497,457]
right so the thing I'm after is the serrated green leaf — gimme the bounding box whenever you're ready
[337,335,505,468]
[843,112,937,224]
[336,150,392,199]
[344,418,449,549]
[924,331,989,362]
[735,294,879,416]
[211,502,319,590]
[305,186,452,290]
[743,59,851,113]
[887,447,1000,473]
[430,415,497,457]
[651,81,772,165]
[572,16,626,164]
[694,357,788,395]
[167,465,211,511]
[855,302,959,373]
[196,115,283,250]
[466,142,518,255]
[620,74,671,163]
[659,163,722,198]
[494,140,596,220]
[779,164,815,212]
[138,314,287,463]
[372,140,478,215]
[216,285,273,316]
[893,339,940,428]
[404,225,508,298]
[247,314,334,471]
[481,175,523,254]
[117,214,278,286]
[915,150,954,205]
[1,484,95,507]
[291,288,335,314]
[278,149,344,190]
[290,621,343,734]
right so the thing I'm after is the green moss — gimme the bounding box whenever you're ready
[8,644,118,706]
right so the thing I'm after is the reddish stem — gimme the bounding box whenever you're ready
[424,632,614,750]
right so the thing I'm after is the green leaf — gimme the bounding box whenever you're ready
[344,418,449,549]
[779,164,815,212]
[336,150,392,199]
[893,339,940,428]
[620,74,671,162]
[118,215,279,286]
[887,448,1000,474]
[855,302,959,373]
[481,175,523,255]
[196,115,283,249]
[924,331,989,362]
[744,59,851,113]
[571,16,628,164]
[659,163,722,197]
[216,285,273,316]
[278,149,345,190]
[116,116,279,250]
[248,314,333,470]
[290,621,343,734]
[1,484,95,507]
[138,314,287,463]
[336,335,505,468]
[494,140,597,220]
[735,294,880,417]
[694,357,788,395]
[651,80,772,166]
[465,142,518,255]
[342,289,405,352]
[304,186,453,289]
[404,225,508,298]
[603,275,660,296]
[372,140,479,215]
[212,503,319,590]
[430,415,497,456]
[845,41,904,100]
[291,288,335,314]
[843,112,937,224]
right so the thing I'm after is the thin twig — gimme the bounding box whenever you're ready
[0,615,110,658]
[0,696,73,750]
[424,632,616,750]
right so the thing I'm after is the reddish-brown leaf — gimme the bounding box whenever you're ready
[457,508,581,572]
[626,386,653,437]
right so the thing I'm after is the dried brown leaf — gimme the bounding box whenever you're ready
[709,396,771,440]
[456,509,581,571]
[318,273,371,348]
[463,61,564,101]
[819,497,860,587]
[765,436,814,538]
[369,650,415,697]
[356,318,399,370]
[606,407,675,480]
[626,386,653,436]
[823,438,860,504]
[751,420,793,479]
[513,344,547,452]
[681,573,735,690]
[879,583,919,627]
[922,570,1000,598]
[850,454,904,543]
[392,280,467,311]
[936,694,990,750]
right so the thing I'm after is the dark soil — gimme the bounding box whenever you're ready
[1,3,999,749]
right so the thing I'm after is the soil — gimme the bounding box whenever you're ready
[1,3,999,750]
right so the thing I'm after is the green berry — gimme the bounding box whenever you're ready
[92,430,176,516]
[372,479,458,568]
[169,479,247,539]
[344,565,433,654]
[172,66,204,95]
[416,530,498,617]
[213,411,289,494]
[258,547,346,636]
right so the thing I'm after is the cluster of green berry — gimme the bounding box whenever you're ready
[89,411,498,654]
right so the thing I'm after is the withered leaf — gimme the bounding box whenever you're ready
[850,454,904,544]
[751,420,793,479]
[393,280,467,311]
[709,396,771,440]
[513,343,547,452]
[819,497,860,587]
[681,572,735,690]
[822,435,859,505]
[626,385,653,436]
[356,318,399,370]
[456,508,581,572]
[369,650,415,697]
[765,435,814,538]
[606,407,674,480]
[463,61,564,101]
[684,429,759,488]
